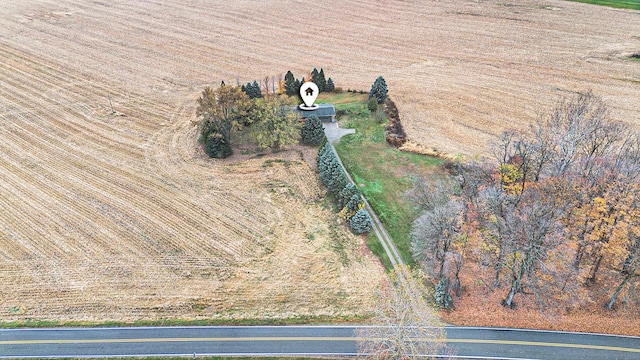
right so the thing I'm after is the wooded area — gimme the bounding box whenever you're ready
[412,91,640,312]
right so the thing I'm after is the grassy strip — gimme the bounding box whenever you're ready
[56,357,316,360]
[565,0,640,10]
[328,93,443,269]
[0,314,369,329]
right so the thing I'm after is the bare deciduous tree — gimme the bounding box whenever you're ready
[356,266,447,359]
[411,200,463,279]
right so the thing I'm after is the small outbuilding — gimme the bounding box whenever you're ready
[295,103,336,123]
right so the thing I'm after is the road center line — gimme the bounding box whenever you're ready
[445,339,640,353]
[2,336,639,354]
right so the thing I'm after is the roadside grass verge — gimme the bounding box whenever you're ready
[332,95,443,269]
[0,314,369,329]
[57,357,316,360]
[565,0,640,10]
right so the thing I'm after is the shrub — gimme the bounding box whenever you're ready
[301,115,325,146]
[350,209,373,234]
[368,98,378,113]
[334,86,343,93]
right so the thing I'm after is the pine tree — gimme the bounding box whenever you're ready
[205,132,233,159]
[244,81,262,99]
[301,115,325,146]
[284,71,296,96]
[369,76,388,103]
[205,133,222,158]
[350,209,373,234]
[251,80,263,99]
[311,68,319,86]
[317,68,327,92]
[338,183,361,208]
[345,194,363,213]
[317,141,332,163]
[326,78,335,92]
[434,277,454,309]
[318,149,346,195]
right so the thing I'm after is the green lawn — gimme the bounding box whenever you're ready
[330,94,443,269]
[565,0,640,10]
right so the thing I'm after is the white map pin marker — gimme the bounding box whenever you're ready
[299,82,319,110]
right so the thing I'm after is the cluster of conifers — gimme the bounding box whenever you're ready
[316,140,373,234]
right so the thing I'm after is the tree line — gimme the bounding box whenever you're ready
[317,140,373,234]
[411,91,640,311]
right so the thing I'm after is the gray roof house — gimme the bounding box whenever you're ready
[294,103,336,122]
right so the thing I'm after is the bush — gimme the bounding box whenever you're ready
[301,115,325,146]
[368,98,378,113]
[350,209,373,234]
[334,86,343,93]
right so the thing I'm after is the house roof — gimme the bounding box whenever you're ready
[295,103,336,118]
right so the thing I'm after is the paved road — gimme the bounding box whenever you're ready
[2,326,640,359]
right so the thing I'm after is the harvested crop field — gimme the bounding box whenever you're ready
[1,0,638,321]
[0,0,389,322]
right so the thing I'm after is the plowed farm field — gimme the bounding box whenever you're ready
[0,0,638,321]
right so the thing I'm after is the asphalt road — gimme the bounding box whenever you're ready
[2,325,640,359]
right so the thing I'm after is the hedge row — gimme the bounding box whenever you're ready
[317,142,372,234]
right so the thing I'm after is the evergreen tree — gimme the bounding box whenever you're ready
[301,115,325,146]
[326,78,335,92]
[251,80,263,99]
[205,133,222,158]
[284,71,296,96]
[345,193,363,213]
[369,76,388,103]
[318,149,346,195]
[350,209,373,234]
[317,141,331,163]
[311,68,319,86]
[434,277,454,309]
[205,133,233,159]
[294,78,303,101]
[317,68,327,92]
[338,183,361,208]
[243,81,262,99]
